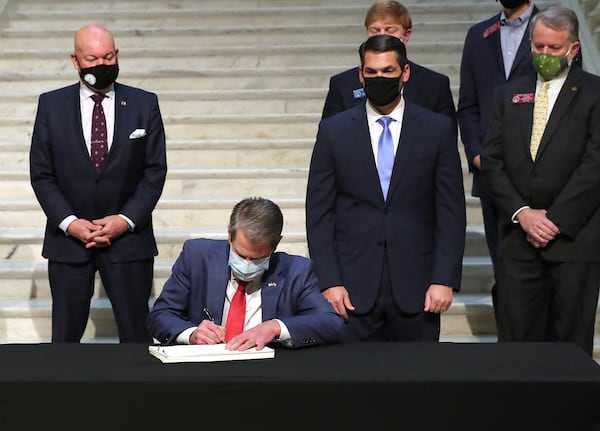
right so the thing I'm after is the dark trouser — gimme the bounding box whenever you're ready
[344,250,440,342]
[480,195,501,337]
[497,253,600,356]
[48,252,153,343]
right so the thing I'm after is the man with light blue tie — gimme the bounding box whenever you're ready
[306,35,466,342]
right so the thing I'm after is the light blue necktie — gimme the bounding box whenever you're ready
[377,116,395,200]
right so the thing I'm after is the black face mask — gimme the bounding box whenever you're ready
[498,0,528,9]
[363,76,402,107]
[79,63,119,90]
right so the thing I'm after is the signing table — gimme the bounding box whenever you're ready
[0,342,599,430]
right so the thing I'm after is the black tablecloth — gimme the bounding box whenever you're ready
[0,342,599,430]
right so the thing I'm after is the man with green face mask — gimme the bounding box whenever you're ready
[481,6,600,356]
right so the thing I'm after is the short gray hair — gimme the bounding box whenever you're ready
[228,197,283,248]
[530,6,579,43]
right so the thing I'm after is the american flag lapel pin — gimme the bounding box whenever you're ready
[268,282,277,287]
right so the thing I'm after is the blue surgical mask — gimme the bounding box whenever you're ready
[228,249,270,282]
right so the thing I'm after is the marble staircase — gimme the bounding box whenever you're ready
[0,0,597,360]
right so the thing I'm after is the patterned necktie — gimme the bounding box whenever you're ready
[225,280,247,342]
[377,116,395,200]
[91,93,107,172]
[530,81,550,160]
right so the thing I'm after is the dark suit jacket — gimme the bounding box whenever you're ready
[481,67,600,262]
[458,7,542,197]
[321,61,457,127]
[306,102,466,314]
[30,82,167,264]
[148,239,345,347]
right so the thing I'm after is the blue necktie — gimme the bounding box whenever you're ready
[377,116,395,200]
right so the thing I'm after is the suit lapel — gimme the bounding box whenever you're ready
[489,23,506,77]
[102,82,128,172]
[514,78,537,159]
[64,85,93,168]
[206,242,231,325]
[349,105,386,201]
[386,103,418,202]
[536,68,581,159]
[260,269,283,321]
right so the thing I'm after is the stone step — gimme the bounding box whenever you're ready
[0,112,323,141]
[0,64,461,93]
[0,254,493,300]
[0,83,460,117]
[0,42,467,71]
[0,192,485,236]
[0,22,477,50]
[0,195,483,238]
[5,4,504,30]
[1,137,318,170]
[0,224,490,259]
[0,293,596,346]
[14,0,493,11]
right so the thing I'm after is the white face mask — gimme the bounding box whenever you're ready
[228,249,270,282]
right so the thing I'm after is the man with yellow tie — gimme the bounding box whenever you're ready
[481,6,600,355]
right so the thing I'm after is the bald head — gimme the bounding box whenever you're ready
[70,24,119,91]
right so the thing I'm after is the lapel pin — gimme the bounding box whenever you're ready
[268,282,277,287]
[571,86,577,92]
[120,100,127,106]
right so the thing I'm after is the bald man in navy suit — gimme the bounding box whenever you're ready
[30,24,167,343]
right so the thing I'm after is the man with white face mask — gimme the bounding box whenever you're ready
[148,197,345,350]
[481,6,600,356]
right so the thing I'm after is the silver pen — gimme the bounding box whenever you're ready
[203,307,215,322]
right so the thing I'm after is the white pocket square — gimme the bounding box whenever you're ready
[129,129,147,139]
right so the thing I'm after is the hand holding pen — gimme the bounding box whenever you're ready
[188,307,226,345]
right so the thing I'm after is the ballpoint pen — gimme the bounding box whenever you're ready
[203,307,215,322]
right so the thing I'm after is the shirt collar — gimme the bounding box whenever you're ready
[79,82,115,102]
[500,3,534,27]
[365,94,405,124]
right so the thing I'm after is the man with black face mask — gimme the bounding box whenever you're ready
[29,24,167,343]
[306,35,466,342]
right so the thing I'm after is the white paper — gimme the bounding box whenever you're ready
[148,344,275,363]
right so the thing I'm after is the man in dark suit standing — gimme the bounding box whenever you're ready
[148,197,344,350]
[321,0,456,126]
[481,6,600,355]
[458,0,538,333]
[29,24,167,343]
[306,35,465,342]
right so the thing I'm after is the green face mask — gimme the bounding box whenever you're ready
[531,46,572,80]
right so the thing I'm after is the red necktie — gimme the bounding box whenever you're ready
[91,93,107,173]
[225,280,247,342]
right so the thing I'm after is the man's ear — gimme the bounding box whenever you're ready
[401,63,411,84]
[359,66,365,85]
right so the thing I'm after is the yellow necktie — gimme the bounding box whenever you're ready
[530,81,550,160]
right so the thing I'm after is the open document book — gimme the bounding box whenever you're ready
[148,344,275,363]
